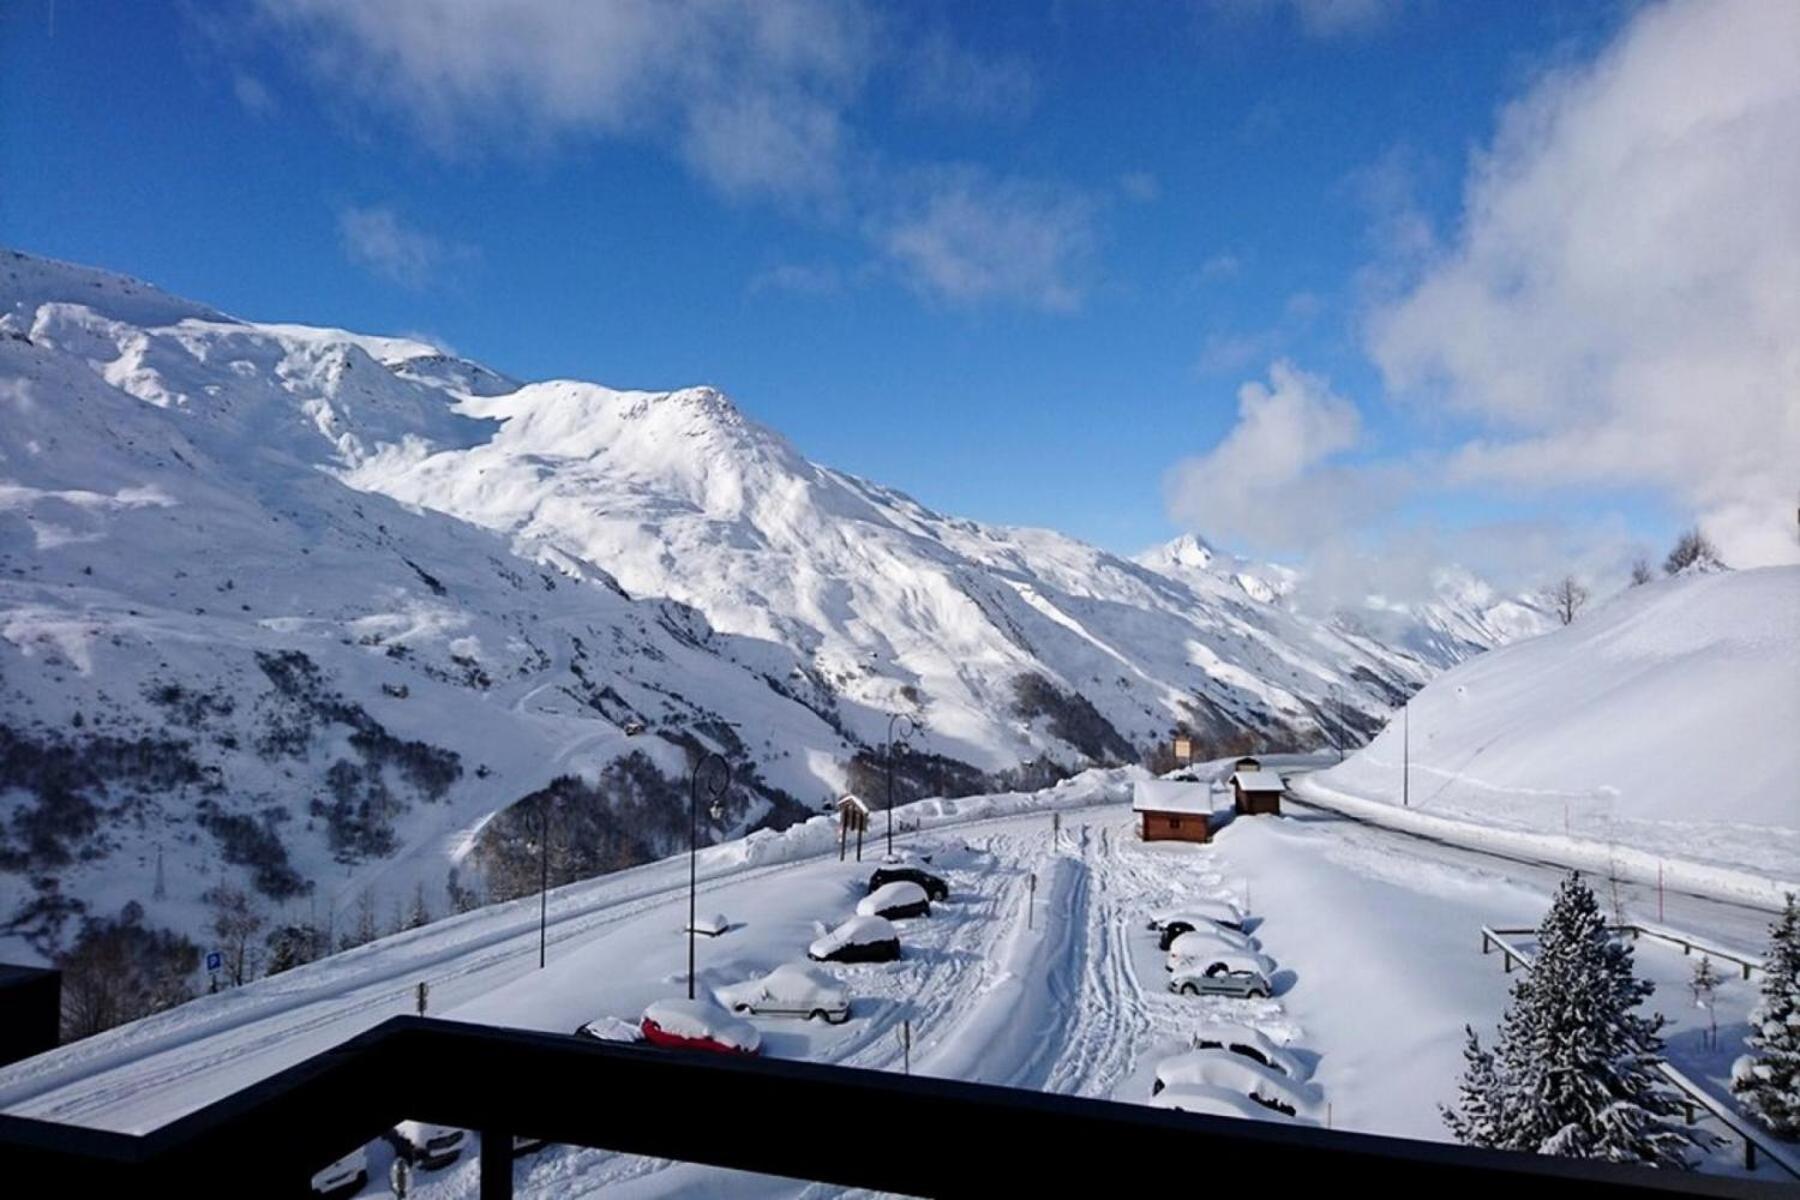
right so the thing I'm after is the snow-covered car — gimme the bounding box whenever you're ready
[387,1121,466,1169]
[640,997,762,1056]
[309,1146,368,1198]
[856,880,931,920]
[1162,925,1257,965]
[1165,942,1275,979]
[868,866,950,902]
[1149,1050,1321,1118]
[1149,1082,1297,1123]
[808,914,902,963]
[1149,900,1247,942]
[1169,963,1272,999]
[715,963,851,1023]
[1189,1022,1306,1080]
[686,912,731,937]
[574,1015,646,1043]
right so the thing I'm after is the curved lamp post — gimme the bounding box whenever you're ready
[688,752,731,1000]
[885,713,918,860]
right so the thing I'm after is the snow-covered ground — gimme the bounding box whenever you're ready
[2,767,1775,1193]
[1295,567,1800,907]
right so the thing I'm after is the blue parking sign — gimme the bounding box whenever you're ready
[205,950,223,973]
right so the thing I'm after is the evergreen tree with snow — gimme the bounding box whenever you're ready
[1443,1026,1502,1147]
[1732,894,1800,1137]
[1445,874,1695,1168]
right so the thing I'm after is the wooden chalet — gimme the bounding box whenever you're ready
[1230,766,1285,816]
[1132,779,1213,844]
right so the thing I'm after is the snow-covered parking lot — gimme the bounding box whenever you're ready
[0,770,1779,1195]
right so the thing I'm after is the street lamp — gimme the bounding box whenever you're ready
[688,752,730,1000]
[885,712,918,861]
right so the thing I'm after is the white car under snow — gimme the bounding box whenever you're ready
[1163,926,1258,969]
[856,880,931,919]
[1151,1050,1321,1119]
[1188,1022,1307,1080]
[1165,945,1276,978]
[807,914,902,963]
[1149,899,1247,934]
[715,963,851,1023]
[1150,1082,1304,1123]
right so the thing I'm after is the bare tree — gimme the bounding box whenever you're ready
[407,881,432,930]
[1663,527,1723,576]
[1541,574,1591,626]
[206,885,266,987]
[1629,558,1654,586]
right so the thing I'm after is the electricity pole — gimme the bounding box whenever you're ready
[688,752,731,1000]
[885,713,918,860]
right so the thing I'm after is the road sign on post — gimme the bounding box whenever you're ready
[1027,872,1037,930]
[416,981,429,1016]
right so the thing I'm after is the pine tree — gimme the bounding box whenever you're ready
[1732,894,1800,1136]
[1443,1026,1502,1147]
[1445,874,1695,1168]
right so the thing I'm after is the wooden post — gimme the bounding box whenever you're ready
[839,819,847,862]
[481,1128,515,1200]
[855,821,864,863]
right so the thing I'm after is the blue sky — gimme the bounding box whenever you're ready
[5,1,1793,582]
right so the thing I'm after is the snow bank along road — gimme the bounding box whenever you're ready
[1,767,1777,1195]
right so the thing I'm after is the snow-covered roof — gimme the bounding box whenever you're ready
[1232,769,1285,793]
[1132,779,1213,815]
[837,794,870,814]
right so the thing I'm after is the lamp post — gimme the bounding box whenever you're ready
[688,752,730,1000]
[885,713,917,861]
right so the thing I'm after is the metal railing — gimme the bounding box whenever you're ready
[1479,925,1796,1180]
[0,1016,1783,1198]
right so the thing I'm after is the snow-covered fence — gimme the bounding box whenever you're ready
[1483,924,1764,980]
[1478,926,1798,1180]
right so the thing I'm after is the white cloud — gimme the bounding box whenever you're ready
[903,31,1036,122]
[1198,252,1242,281]
[1164,361,1396,551]
[336,206,466,289]
[1368,0,1800,567]
[1214,0,1405,39]
[253,0,872,207]
[232,72,277,116]
[880,169,1097,311]
[1119,171,1161,203]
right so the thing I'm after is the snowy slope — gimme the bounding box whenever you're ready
[1299,567,1800,889]
[0,247,1520,963]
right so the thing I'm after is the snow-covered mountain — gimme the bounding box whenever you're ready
[1134,533,1554,672]
[1302,566,1800,888]
[0,248,1535,961]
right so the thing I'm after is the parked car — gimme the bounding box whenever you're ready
[1150,1082,1300,1123]
[1188,1022,1307,1080]
[1157,913,1258,950]
[856,880,931,920]
[386,1121,466,1170]
[1161,924,1257,963]
[512,1134,549,1155]
[1168,963,1273,999]
[574,1015,645,1043]
[716,963,851,1023]
[868,866,950,902]
[808,914,901,963]
[1165,943,1275,979]
[1148,899,1246,938]
[309,1146,368,1198]
[1150,1050,1321,1119]
[640,998,762,1056]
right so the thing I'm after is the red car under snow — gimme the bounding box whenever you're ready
[638,998,762,1056]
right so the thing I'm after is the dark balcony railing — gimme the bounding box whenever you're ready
[0,1016,1780,1198]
